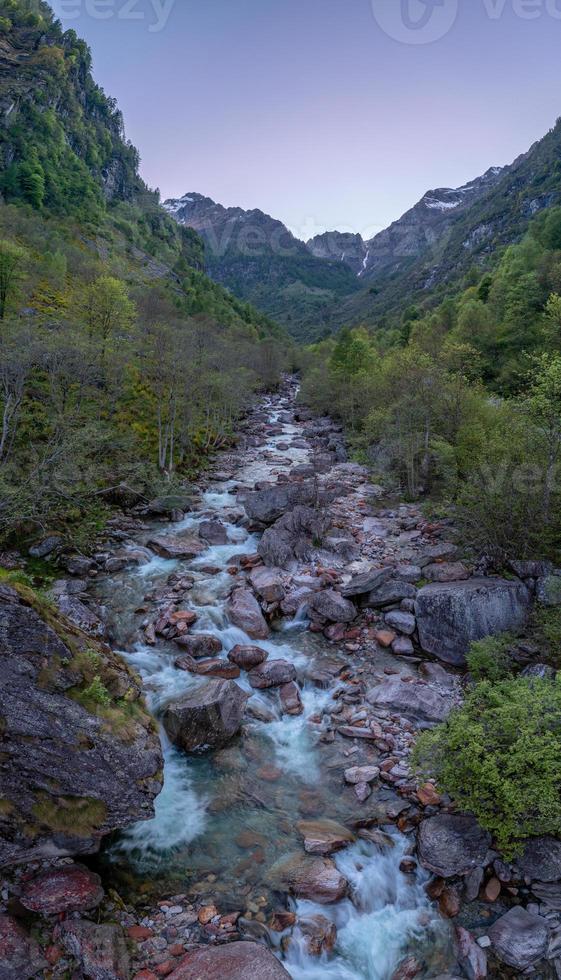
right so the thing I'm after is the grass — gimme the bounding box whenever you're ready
[31,793,107,836]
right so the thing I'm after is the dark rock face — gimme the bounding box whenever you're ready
[258,505,329,569]
[55,594,105,638]
[199,518,229,545]
[365,580,417,609]
[167,941,291,979]
[517,836,561,882]
[488,907,549,970]
[162,679,249,752]
[20,864,104,915]
[417,814,491,878]
[57,920,130,980]
[0,914,47,979]
[415,578,531,665]
[241,482,320,524]
[0,588,162,867]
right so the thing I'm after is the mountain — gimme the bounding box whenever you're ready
[164,193,361,338]
[306,231,368,276]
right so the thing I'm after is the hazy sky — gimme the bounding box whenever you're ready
[51,0,561,238]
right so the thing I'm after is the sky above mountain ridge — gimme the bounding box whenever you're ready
[52,0,561,236]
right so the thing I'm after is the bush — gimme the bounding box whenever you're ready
[413,676,561,857]
[466,633,514,682]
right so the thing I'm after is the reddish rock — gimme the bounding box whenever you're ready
[133,971,159,980]
[267,852,348,904]
[155,962,175,976]
[228,644,268,670]
[456,926,487,980]
[391,957,422,980]
[280,681,304,715]
[185,658,241,679]
[170,610,198,625]
[0,915,47,978]
[57,920,129,979]
[375,630,397,648]
[483,877,501,902]
[198,904,219,925]
[439,885,461,918]
[297,818,355,855]
[227,588,269,639]
[324,623,347,642]
[20,864,104,915]
[298,914,337,956]
[174,634,222,658]
[168,942,290,978]
[127,925,154,941]
[45,944,63,966]
[270,911,297,931]
[417,783,442,807]
[248,659,297,689]
[257,765,283,782]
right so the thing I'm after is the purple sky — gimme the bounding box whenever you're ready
[52,0,561,238]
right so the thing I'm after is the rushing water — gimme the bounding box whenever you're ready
[95,390,454,978]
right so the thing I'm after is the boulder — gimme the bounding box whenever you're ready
[162,679,249,752]
[20,864,104,915]
[267,852,348,904]
[249,566,285,603]
[417,814,491,878]
[488,907,549,970]
[0,589,162,866]
[199,519,229,545]
[342,566,393,598]
[384,610,416,635]
[248,659,297,689]
[536,573,561,607]
[516,835,561,882]
[57,920,129,980]
[241,482,321,524]
[147,533,205,560]
[367,676,453,723]
[167,942,290,979]
[55,594,105,638]
[455,926,487,980]
[177,657,241,680]
[509,560,552,579]
[258,506,329,568]
[307,589,357,624]
[0,915,47,980]
[366,580,417,609]
[296,818,355,855]
[226,588,269,639]
[29,534,63,558]
[296,914,337,957]
[280,681,304,715]
[419,542,458,566]
[415,578,531,666]
[146,494,192,516]
[344,766,380,785]
[174,634,223,658]
[228,645,268,670]
[424,562,470,583]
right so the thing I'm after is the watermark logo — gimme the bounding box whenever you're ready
[370,0,459,44]
[55,0,175,34]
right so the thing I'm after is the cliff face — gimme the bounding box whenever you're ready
[0,583,162,866]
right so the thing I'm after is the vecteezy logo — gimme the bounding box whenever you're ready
[370,0,459,45]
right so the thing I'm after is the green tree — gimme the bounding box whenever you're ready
[0,239,26,320]
[83,275,135,370]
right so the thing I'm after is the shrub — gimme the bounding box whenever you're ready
[466,633,514,682]
[82,675,111,707]
[413,676,561,857]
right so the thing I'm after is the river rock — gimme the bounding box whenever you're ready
[174,634,223,658]
[307,589,357,623]
[228,644,269,670]
[249,566,285,602]
[57,920,129,980]
[455,926,487,980]
[0,915,47,979]
[29,534,63,558]
[366,580,417,609]
[536,573,561,606]
[344,766,380,785]
[0,588,162,866]
[297,818,355,855]
[297,914,338,956]
[181,657,241,679]
[367,676,453,723]
[424,562,470,583]
[415,578,531,665]
[20,864,104,914]
[342,566,393,598]
[167,942,290,979]
[248,659,297,689]
[162,679,249,752]
[241,482,320,524]
[147,533,205,559]
[267,852,348,903]
[384,610,416,635]
[417,814,491,878]
[392,636,415,656]
[258,505,329,568]
[280,681,304,715]
[488,907,549,970]
[55,594,105,637]
[516,835,561,882]
[199,519,229,545]
[227,588,269,639]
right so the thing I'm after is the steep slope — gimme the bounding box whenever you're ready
[164,192,361,339]
[306,230,368,275]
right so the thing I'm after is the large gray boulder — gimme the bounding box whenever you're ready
[167,942,290,979]
[516,835,561,882]
[227,588,269,639]
[415,578,531,665]
[367,676,454,724]
[342,566,393,598]
[162,679,249,752]
[266,852,348,904]
[0,587,162,867]
[488,907,549,970]
[241,482,322,524]
[417,814,491,878]
[258,505,329,568]
[307,589,357,624]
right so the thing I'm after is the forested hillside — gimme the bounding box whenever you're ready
[0,0,288,549]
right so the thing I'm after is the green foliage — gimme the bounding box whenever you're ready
[531,606,561,667]
[413,676,561,857]
[466,633,514,682]
[82,675,112,707]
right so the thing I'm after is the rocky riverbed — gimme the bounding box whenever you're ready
[2,378,561,979]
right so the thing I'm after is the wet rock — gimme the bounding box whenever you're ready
[174,634,223,658]
[228,644,269,670]
[249,566,285,602]
[375,629,397,648]
[456,926,487,980]
[367,676,453,723]
[366,580,417,609]
[464,867,485,903]
[20,864,104,914]
[55,594,105,637]
[0,914,47,980]
[392,636,414,656]
[248,659,297,689]
[516,835,561,882]
[488,907,549,971]
[384,610,416,635]
[227,588,269,639]
[57,920,129,980]
[267,852,348,904]
[199,518,229,545]
[162,679,249,752]
[355,782,372,802]
[417,814,491,878]
[296,914,337,956]
[280,681,304,715]
[181,657,241,679]
[483,876,501,902]
[0,591,162,866]
[297,818,355,855]
[307,589,357,624]
[167,942,290,979]
[415,578,531,666]
[344,766,380,784]
[342,566,393,598]
[424,562,470,583]
[391,956,422,980]
[147,533,205,560]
